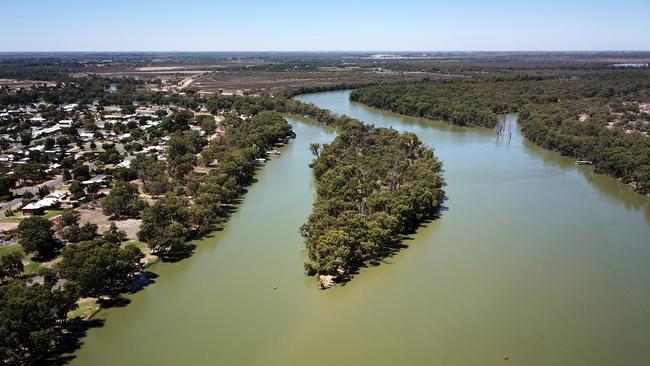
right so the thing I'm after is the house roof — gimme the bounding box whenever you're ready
[23,197,59,210]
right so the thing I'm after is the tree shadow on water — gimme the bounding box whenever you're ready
[125,271,158,294]
[43,318,105,366]
[42,269,160,364]
[334,195,450,287]
[158,243,197,263]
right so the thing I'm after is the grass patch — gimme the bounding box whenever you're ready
[123,240,146,250]
[43,209,64,219]
[23,260,42,275]
[4,215,22,222]
[68,298,100,320]
[123,240,159,268]
[5,209,64,222]
[0,244,44,275]
[144,256,160,268]
[0,244,22,256]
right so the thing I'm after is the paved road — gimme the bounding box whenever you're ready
[1,175,65,213]
[11,175,64,195]
[0,197,21,213]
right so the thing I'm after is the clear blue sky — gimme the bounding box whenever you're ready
[2,0,649,52]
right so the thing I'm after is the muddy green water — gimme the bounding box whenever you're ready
[71,90,650,366]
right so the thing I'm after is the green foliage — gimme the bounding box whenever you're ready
[137,111,294,254]
[59,209,80,228]
[63,222,98,243]
[21,191,35,206]
[96,145,122,164]
[58,240,143,297]
[37,185,50,199]
[102,181,147,219]
[309,143,321,157]
[161,110,193,132]
[69,180,85,199]
[17,217,57,257]
[0,251,24,280]
[0,280,77,364]
[102,222,128,245]
[138,193,192,254]
[62,168,72,182]
[14,163,48,184]
[131,154,168,195]
[112,166,137,182]
[72,163,91,181]
[199,116,216,133]
[302,123,445,275]
[0,176,16,198]
[520,102,650,193]
[352,71,650,194]
[166,131,203,180]
[351,80,504,127]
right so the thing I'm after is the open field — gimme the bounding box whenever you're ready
[189,69,451,94]
[0,78,57,89]
[3,51,650,95]
[77,205,141,240]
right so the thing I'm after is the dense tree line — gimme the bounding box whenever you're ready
[2,215,142,363]
[0,76,144,108]
[58,240,143,297]
[0,279,77,364]
[276,82,374,99]
[519,102,650,193]
[350,71,650,194]
[137,111,294,254]
[351,79,502,127]
[301,120,445,277]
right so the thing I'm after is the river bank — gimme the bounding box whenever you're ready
[70,91,650,366]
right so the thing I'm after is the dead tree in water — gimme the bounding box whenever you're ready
[495,117,514,141]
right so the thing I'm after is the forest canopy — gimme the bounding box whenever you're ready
[301,119,445,277]
[350,71,650,194]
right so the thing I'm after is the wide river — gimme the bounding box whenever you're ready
[71,90,650,366]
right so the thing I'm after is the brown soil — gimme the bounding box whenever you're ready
[77,205,141,240]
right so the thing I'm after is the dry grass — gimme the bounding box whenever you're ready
[77,205,141,240]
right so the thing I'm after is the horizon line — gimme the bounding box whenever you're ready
[1,50,650,54]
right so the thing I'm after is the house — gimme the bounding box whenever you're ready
[57,120,73,128]
[62,103,78,112]
[79,131,95,141]
[32,125,61,138]
[47,191,67,200]
[81,174,109,185]
[22,196,62,216]
[115,158,132,168]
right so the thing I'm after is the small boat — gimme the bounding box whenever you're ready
[575,160,593,165]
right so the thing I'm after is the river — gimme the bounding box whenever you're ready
[70,90,650,366]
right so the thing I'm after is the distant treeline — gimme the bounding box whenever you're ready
[0,64,73,82]
[350,80,502,127]
[277,82,375,99]
[0,76,144,107]
[350,71,650,194]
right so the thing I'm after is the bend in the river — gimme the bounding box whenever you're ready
[70,90,650,366]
